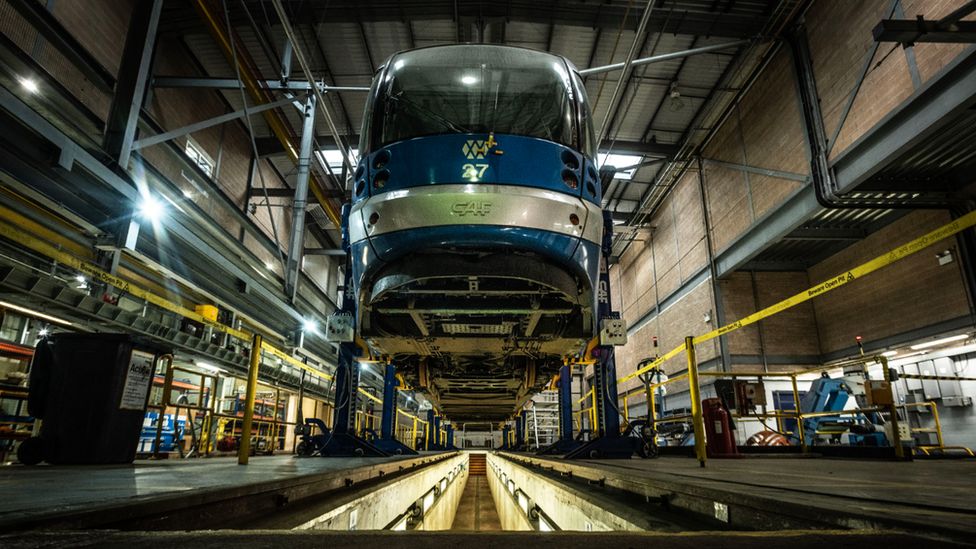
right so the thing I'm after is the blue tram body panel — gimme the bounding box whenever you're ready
[352,134,602,206]
[348,133,603,312]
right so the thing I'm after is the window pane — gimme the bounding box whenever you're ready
[374,46,578,151]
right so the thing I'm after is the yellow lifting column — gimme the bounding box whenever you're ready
[238,334,263,465]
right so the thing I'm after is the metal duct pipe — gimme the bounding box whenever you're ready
[191,0,343,229]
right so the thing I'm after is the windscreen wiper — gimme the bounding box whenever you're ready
[389,91,472,134]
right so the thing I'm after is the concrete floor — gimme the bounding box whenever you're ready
[1,530,971,548]
[0,452,451,530]
[450,476,502,531]
[503,453,976,540]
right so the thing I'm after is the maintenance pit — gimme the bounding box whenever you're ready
[1,451,974,547]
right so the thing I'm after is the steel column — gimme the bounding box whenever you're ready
[103,0,163,168]
[285,95,316,300]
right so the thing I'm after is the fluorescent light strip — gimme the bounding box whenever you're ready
[0,300,73,327]
[910,334,969,350]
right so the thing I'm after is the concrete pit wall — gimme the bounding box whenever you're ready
[295,453,467,531]
[486,453,653,531]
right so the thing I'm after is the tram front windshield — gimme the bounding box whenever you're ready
[370,46,581,152]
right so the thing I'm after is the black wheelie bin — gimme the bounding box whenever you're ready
[18,333,171,465]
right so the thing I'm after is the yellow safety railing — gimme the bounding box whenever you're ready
[899,401,974,457]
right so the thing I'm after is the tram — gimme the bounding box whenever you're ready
[345,45,605,420]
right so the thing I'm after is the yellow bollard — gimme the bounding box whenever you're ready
[239,334,262,465]
[685,336,707,467]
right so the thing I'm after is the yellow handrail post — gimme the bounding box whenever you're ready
[790,373,806,452]
[411,417,418,449]
[622,394,630,424]
[880,357,905,460]
[930,402,945,449]
[648,381,657,433]
[685,336,706,467]
[239,334,262,465]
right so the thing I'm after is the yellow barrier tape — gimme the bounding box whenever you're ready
[618,343,685,384]
[0,217,336,385]
[618,209,976,384]
[693,209,976,346]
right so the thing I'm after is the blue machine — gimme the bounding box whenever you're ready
[790,374,886,447]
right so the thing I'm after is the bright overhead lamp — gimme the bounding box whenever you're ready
[460,74,478,85]
[137,194,166,220]
[0,300,73,326]
[302,318,319,334]
[881,351,898,357]
[910,334,968,350]
[19,77,39,94]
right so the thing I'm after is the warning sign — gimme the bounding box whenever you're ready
[120,350,155,410]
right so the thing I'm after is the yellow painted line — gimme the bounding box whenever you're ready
[619,210,976,384]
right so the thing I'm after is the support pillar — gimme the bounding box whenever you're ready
[514,411,525,450]
[372,363,417,455]
[317,207,386,457]
[565,210,639,459]
[284,95,316,301]
[500,424,512,450]
[539,363,584,454]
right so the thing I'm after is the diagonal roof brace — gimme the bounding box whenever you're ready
[579,38,757,77]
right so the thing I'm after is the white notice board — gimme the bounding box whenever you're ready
[120,349,155,410]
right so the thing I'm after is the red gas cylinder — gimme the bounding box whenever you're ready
[702,398,738,457]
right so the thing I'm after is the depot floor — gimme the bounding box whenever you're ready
[0,452,973,541]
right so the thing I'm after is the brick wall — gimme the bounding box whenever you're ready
[808,210,972,355]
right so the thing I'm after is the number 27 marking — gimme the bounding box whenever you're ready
[462,163,489,179]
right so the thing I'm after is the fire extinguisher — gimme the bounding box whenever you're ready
[702,397,738,457]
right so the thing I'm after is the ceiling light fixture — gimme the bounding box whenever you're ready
[137,194,166,221]
[19,77,39,94]
[910,334,968,350]
[0,300,73,326]
[668,80,685,112]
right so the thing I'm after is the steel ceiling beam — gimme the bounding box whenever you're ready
[873,19,976,44]
[152,76,369,92]
[132,97,295,151]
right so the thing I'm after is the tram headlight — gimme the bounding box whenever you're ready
[561,169,579,190]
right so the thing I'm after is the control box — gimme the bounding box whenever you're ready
[599,318,628,346]
[325,313,355,342]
